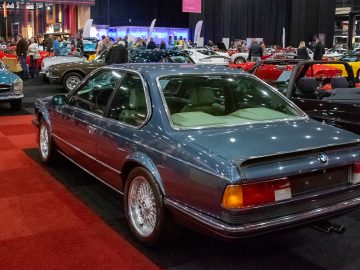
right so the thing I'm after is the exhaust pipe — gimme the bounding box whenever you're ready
[312,221,346,234]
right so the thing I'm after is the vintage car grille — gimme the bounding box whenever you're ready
[290,166,349,195]
[0,84,12,94]
[221,186,360,224]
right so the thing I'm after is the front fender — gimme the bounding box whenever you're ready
[35,99,53,132]
[124,151,164,195]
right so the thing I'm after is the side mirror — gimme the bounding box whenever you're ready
[52,94,66,106]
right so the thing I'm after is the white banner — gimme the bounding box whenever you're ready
[83,19,93,38]
[193,20,203,44]
[148,19,157,40]
[282,27,286,48]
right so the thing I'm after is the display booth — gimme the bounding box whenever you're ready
[90,25,189,45]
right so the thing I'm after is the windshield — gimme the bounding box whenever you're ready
[159,75,301,129]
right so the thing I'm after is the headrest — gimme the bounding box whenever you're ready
[331,77,348,89]
[189,87,215,106]
[297,77,317,93]
[129,88,146,109]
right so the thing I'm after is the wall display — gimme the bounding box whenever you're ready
[183,0,201,13]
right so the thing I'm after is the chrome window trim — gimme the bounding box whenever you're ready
[65,67,152,129]
[155,73,308,131]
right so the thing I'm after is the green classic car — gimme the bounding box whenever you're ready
[47,49,193,92]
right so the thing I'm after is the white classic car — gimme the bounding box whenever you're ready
[40,55,86,78]
[182,48,230,65]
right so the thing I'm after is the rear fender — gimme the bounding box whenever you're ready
[123,152,164,194]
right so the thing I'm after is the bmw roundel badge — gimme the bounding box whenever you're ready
[318,152,329,164]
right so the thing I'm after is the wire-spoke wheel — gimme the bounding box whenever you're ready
[125,167,165,245]
[39,119,56,163]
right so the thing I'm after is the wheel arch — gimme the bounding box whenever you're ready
[121,152,165,195]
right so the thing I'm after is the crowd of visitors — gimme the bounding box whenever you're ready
[0,31,329,81]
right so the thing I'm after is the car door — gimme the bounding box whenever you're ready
[96,72,150,189]
[51,69,121,173]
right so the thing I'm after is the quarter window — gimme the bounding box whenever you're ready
[109,73,148,126]
[68,70,124,115]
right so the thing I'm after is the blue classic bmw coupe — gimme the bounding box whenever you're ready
[33,64,360,245]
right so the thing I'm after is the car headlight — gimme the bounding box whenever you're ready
[14,79,23,94]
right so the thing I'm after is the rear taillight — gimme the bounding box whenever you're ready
[222,178,292,209]
[350,162,360,184]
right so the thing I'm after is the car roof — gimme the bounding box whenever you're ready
[108,63,242,78]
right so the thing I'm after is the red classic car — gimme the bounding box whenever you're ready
[230,60,345,89]
[0,49,53,70]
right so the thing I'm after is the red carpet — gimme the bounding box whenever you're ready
[0,115,159,270]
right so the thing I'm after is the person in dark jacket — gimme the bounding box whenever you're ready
[147,38,157,50]
[249,39,263,62]
[160,40,166,50]
[296,41,310,60]
[105,41,128,65]
[16,35,29,79]
[314,38,325,60]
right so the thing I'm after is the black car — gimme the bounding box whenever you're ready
[129,49,194,63]
[247,60,360,135]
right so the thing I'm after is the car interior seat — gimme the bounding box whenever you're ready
[296,77,318,99]
[119,87,147,125]
[331,77,348,89]
[181,87,224,115]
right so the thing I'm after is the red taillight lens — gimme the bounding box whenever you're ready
[222,178,292,209]
[243,178,291,207]
[350,162,360,184]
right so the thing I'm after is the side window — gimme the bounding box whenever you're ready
[68,70,124,115]
[108,73,148,126]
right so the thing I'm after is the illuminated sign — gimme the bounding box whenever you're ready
[182,0,201,13]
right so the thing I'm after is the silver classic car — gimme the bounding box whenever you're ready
[33,64,360,245]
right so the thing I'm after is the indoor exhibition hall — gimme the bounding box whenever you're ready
[1,0,360,269]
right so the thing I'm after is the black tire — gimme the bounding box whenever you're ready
[42,75,49,82]
[38,118,56,163]
[234,57,246,64]
[124,167,166,246]
[357,70,360,82]
[63,72,83,92]
[10,99,21,111]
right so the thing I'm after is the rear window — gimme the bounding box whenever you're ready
[158,75,301,129]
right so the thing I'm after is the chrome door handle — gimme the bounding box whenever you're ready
[87,125,97,135]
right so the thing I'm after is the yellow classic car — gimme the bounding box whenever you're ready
[326,54,360,80]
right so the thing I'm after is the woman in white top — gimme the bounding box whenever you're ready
[28,37,39,79]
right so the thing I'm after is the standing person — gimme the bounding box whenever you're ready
[76,37,84,57]
[96,35,106,54]
[249,39,262,62]
[105,41,128,65]
[160,40,166,50]
[45,34,53,52]
[296,41,310,60]
[28,37,39,79]
[16,35,29,80]
[123,35,129,48]
[147,38,157,49]
[53,36,61,56]
[182,38,189,49]
[314,38,325,60]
